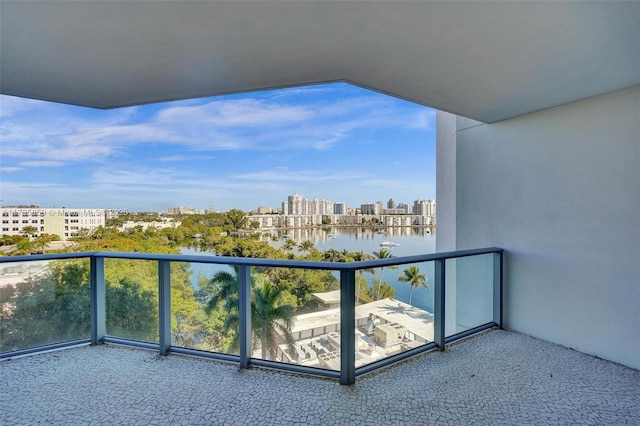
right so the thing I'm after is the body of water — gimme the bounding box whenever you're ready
[182,226,436,312]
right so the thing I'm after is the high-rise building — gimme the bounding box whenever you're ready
[413,199,436,216]
[334,203,347,214]
[360,203,376,215]
[287,193,306,215]
[286,194,335,216]
[387,198,396,209]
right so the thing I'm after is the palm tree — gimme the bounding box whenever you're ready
[21,225,38,239]
[298,240,314,254]
[322,248,344,262]
[351,251,373,304]
[282,238,297,252]
[205,271,296,360]
[371,248,397,300]
[250,275,296,360]
[397,265,429,305]
[204,268,239,313]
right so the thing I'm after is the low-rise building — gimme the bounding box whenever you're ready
[1,207,108,240]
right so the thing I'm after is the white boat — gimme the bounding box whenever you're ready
[380,241,400,247]
[328,232,339,238]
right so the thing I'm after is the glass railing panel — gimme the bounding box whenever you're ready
[355,261,435,368]
[445,253,495,337]
[253,266,341,371]
[170,261,239,356]
[0,258,91,352]
[104,258,159,343]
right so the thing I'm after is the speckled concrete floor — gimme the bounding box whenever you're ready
[1,330,639,425]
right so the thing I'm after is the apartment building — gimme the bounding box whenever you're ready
[286,194,334,216]
[333,203,347,215]
[0,208,107,240]
[413,199,436,216]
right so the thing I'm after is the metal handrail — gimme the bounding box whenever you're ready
[0,247,504,384]
[1,246,501,269]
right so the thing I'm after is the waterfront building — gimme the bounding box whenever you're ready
[333,202,347,215]
[360,203,374,215]
[0,207,107,240]
[375,201,384,214]
[413,199,436,217]
[287,193,306,215]
[286,194,334,216]
[246,214,282,229]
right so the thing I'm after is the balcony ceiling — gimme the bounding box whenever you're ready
[1,1,638,123]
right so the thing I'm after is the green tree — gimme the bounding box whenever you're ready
[224,209,247,233]
[106,277,157,341]
[250,275,296,360]
[298,240,314,254]
[204,271,296,359]
[371,279,396,300]
[21,226,38,238]
[204,268,240,313]
[12,238,35,255]
[397,265,429,305]
[351,251,373,305]
[0,261,91,351]
[282,239,297,252]
[322,248,344,262]
[370,248,398,300]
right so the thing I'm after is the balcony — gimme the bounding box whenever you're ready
[2,330,639,424]
[2,250,640,423]
[1,249,502,385]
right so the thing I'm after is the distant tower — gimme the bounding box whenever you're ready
[387,198,396,209]
[334,202,347,214]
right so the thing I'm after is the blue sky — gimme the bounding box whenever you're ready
[0,83,435,212]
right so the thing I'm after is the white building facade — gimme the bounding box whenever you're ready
[1,208,108,240]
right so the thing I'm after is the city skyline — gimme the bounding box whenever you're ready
[0,82,436,212]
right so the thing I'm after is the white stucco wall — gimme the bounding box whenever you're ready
[436,86,640,369]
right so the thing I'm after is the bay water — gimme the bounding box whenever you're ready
[182,227,436,312]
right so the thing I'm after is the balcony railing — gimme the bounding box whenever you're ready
[0,248,503,385]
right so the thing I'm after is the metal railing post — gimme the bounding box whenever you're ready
[90,255,106,345]
[493,251,503,328]
[158,260,171,356]
[238,265,251,369]
[434,259,445,350]
[340,269,356,385]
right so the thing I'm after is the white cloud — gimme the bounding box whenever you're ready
[0,167,22,173]
[0,95,48,118]
[156,98,314,127]
[155,154,216,162]
[19,160,66,167]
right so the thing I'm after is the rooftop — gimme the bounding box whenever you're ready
[2,330,638,425]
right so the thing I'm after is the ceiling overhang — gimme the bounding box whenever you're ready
[1,1,638,123]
